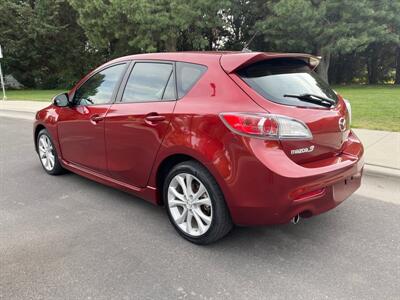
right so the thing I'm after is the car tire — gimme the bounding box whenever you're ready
[163,161,233,244]
[37,129,66,175]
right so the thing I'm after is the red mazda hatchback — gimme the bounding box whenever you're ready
[34,52,364,244]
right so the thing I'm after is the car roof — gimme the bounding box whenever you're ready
[106,51,320,72]
[109,51,234,65]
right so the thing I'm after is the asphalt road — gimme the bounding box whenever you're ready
[1,116,399,300]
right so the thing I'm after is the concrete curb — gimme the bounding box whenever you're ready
[0,109,35,121]
[363,164,400,179]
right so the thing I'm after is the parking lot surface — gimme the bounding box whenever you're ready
[1,117,399,299]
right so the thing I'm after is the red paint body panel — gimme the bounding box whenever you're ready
[34,51,364,226]
[105,101,176,187]
[57,105,111,174]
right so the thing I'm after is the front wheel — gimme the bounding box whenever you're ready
[37,129,66,175]
[164,161,233,244]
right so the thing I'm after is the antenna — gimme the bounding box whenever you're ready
[242,31,259,52]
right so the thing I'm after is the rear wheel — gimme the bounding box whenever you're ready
[164,161,233,244]
[37,129,65,175]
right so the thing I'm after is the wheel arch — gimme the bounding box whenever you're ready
[34,124,46,152]
[155,153,226,206]
[155,154,197,205]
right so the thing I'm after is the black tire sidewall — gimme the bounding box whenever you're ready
[37,129,64,175]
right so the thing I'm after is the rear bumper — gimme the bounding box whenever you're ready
[227,130,364,226]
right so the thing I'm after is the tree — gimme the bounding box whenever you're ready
[329,53,364,84]
[69,0,229,54]
[256,0,389,82]
[221,0,270,51]
[0,1,35,86]
[1,0,399,87]
[0,0,97,88]
[379,0,400,84]
[177,0,230,51]
[396,46,400,84]
[363,0,400,84]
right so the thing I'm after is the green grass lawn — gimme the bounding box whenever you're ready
[335,85,400,132]
[5,85,400,131]
[6,89,65,102]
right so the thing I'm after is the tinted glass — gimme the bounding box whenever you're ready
[176,62,207,98]
[122,63,174,103]
[238,59,338,108]
[162,72,176,100]
[74,64,126,105]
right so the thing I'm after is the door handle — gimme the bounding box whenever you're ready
[145,114,166,123]
[90,114,104,124]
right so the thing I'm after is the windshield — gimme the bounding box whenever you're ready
[237,58,338,108]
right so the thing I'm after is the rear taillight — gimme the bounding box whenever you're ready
[220,112,312,140]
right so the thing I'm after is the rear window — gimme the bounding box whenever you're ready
[176,62,207,98]
[237,59,338,108]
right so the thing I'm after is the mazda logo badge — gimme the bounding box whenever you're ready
[338,117,346,132]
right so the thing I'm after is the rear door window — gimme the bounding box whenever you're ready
[237,59,338,108]
[121,62,174,103]
[162,72,176,100]
[176,62,207,98]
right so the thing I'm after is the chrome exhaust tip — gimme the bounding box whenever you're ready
[291,214,300,225]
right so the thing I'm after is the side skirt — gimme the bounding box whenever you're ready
[60,159,159,205]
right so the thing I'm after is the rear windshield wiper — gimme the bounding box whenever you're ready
[283,93,336,108]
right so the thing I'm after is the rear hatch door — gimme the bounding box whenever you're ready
[221,53,350,164]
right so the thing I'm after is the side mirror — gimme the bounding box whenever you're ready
[52,93,70,107]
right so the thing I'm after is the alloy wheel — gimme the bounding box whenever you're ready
[168,173,213,237]
[38,134,55,171]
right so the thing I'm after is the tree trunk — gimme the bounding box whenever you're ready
[208,29,214,50]
[367,44,379,85]
[329,54,341,84]
[165,35,177,52]
[316,48,331,83]
[108,39,119,58]
[395,45,400,85]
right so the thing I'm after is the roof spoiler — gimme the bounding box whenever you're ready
[220,52,321,73]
